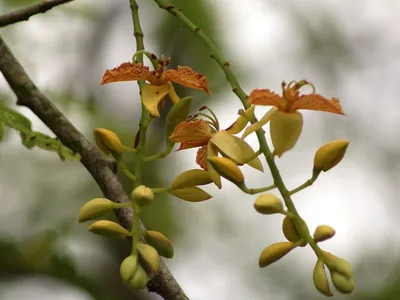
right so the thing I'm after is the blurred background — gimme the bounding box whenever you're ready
[1,0,399,299]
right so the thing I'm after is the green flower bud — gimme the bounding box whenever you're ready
[88,220,130,237]
[136,243,160,273]
[313,259,333,297]
[144,231,174,259]
[331,272,356,294]
[78,198,114,223]
[120,255,138,282]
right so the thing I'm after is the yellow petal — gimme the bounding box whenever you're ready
[163,66,211,94]
[101,62,151,85]
[171,168,212,189]
[270,111,303,157]
[210,130,243,164]
[241,107,278,139]
[141,83,170,117]
[232,136,263,172]
[225,106,255,135]
[207,143,222,189]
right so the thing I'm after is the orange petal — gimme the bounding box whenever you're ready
[196,145,208,170]
[169,119,212,150]
[248,89,284,109]
[101,62,151,85]
[292,95,344,115]
[163,66,211,94]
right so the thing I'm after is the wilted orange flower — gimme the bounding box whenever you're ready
[169,119,214,170]
[247,80,344,157]
[101,58,211,117]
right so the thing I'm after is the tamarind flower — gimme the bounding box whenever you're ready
[248,80,344,157]
[170,116,263,189]
[170,119,214,171]
[101,58,211,117]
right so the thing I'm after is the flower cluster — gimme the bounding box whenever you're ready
[78,52,353,296]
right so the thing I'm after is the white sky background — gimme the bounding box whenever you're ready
[1,0,400,300]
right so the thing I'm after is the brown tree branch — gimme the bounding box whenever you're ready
[0,0,73,27]
[0,35,187,300]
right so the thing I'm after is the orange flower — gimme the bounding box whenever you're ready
[247,80,344,157]
[169,119,213,170]
[248,80,343,115]
[101,58,211,117]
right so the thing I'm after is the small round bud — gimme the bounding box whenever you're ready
[132,185,154,206]
[313,140,349,172]
[313,225,336,242]
[93,128,123,156]
[254,193,284,215]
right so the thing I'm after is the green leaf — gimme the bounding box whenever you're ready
[0,121,4,141]
[0,103,80,161]
[165,96,193,152]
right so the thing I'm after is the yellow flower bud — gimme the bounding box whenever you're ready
[169,187,212,202]
[144,231,174,259]
[313,225,336,243]
[132,185,154,206]
[282,216,301,243]
[208,156,244,184]
[313,259,334,297]
[94,128,123,156]
[330,272,356,294]
[78,198,114,223]
[136,243,160,273]
[254,193,284,215]
[88,220,130,237]
[313,140,349,172]
[323,252,353,279]
[127,265,148,291]
[270,111,303,157]
[120,255,138,282]
[259,242,297,267]
[171,169,213,189]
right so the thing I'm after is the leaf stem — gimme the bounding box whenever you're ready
[239,183,276,195]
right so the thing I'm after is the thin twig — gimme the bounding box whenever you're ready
[0,34,186,300]
[0,0,73,28]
